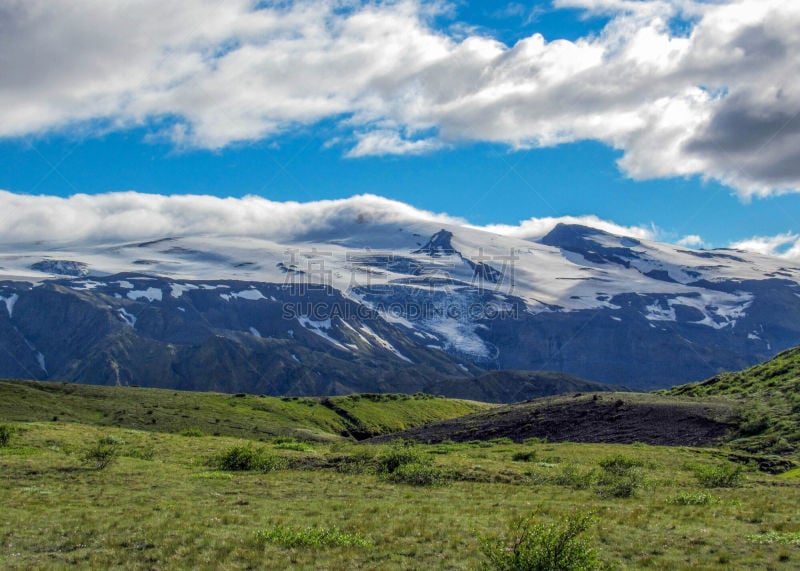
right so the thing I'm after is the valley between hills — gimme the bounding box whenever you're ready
[1,345,799,569]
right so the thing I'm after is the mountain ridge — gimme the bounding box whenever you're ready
[1,219,800,393]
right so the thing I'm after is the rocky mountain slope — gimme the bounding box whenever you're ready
[1,213,799,394]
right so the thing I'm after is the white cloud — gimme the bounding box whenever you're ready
[347,129,443,157]
[0,189,651,247]
[2,0,800,196]
[730,233,800,260]
[676,234,706,248]
[479,215,654,241]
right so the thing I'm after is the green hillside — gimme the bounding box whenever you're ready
[668,346,800,456]
[669,346,800,398]
[0,380,492,442]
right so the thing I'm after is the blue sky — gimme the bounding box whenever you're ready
[1,0,800,255]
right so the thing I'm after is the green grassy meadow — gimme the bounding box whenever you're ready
[2,418,800,569]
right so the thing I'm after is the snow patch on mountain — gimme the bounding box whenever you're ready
[170,283,199,298]
[359,324,412,363]
[0,294,19,318]
[297,317,348,351]
[118,308,137,327]
[127,288,163,302]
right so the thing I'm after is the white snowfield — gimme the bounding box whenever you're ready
[1,217,798,354]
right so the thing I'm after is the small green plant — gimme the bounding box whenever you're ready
[330,448,378,474]
[255,524,372,548]
[598,454,645,475]
[595,455,646,498]
[376,442,429,474]
[384,463,451,486]
[477,510,601,570]
[274,441,315,452]
[667,492,720,505]
[81,437,120,470]
[748,531,800,546]
[512,450,538,462]
[595,470,643,499]
[180,428,205,437]
[0,424,15,447]
[212,446,287,472]
[553,464,597,490]
[693,464,743,488]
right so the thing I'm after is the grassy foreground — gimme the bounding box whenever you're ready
[2,420,800,569]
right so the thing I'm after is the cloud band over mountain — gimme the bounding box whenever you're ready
[1,0,800,198]
[0,190,654,246]
[4,188,798,261]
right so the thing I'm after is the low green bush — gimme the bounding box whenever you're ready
[180,428,205,437]
[212,446,287,472]
[0,424,15,447]
[384,463,451,486]
[553,464,597,490]
[512,450,538,462]
[376,442,429,474]
[595,470,643,498]
[598,454,645,475]
[595,455,647,498]
[477,510,601,570]
[81,437,120,470]
[693,464,743,488]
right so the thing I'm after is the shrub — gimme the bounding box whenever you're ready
[0,424,15,447]
[512,450,538,463]
[255,524,372,548]
[330,448,378,475]
[477,511,601,570]
[595,455,646,498]
[376,442,429,474]
[598,454,645,475]
[384,463,451,486]
[553,464,597,490]
[81,438,120,470]
[212,446,287,472]
[180,428,205,437]
[595,470,643,498]
[693,464,743,488]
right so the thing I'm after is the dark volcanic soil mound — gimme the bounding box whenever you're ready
[370,392,737,447]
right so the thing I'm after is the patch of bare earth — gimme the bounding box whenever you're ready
[370,392,736,447]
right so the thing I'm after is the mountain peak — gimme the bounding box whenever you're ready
[413,229,459,257]
[540,223,641,250]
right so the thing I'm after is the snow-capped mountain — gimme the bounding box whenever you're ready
[1,213,799,393]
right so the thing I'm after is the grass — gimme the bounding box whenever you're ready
[255,524,373,548]
[0,379,491,442]
[322,392,491,437]
[2,421,800,569]
[668,346,800,456]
